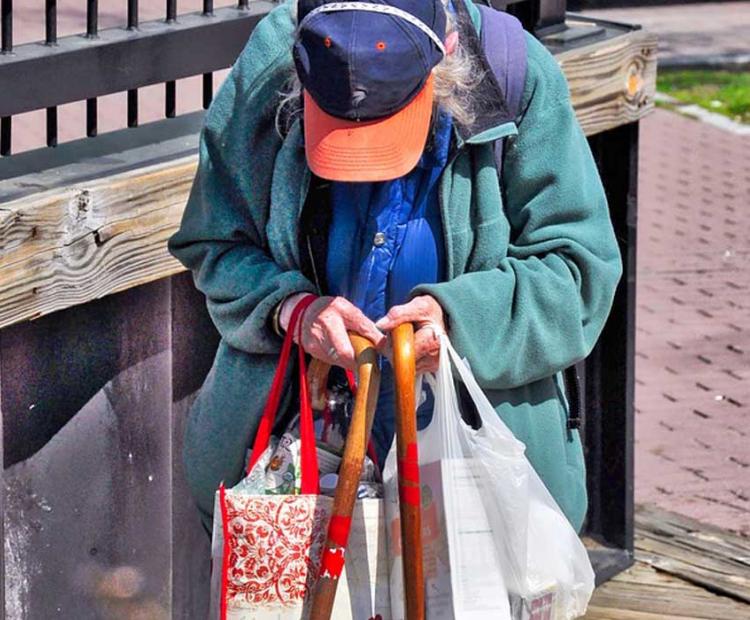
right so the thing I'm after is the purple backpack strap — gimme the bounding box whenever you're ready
[475,4,527,179]
[475,6,584,431]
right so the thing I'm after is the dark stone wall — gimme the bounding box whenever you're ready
[1,273,218,619]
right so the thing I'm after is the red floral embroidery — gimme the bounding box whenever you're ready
[222,494,329,608]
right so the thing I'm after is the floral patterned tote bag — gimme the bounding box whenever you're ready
[208,296,390,619]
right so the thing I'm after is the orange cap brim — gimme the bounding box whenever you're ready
[303,75,434,182]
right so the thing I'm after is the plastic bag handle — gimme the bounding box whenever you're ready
[440,334,494,426]
[246,294,318,478]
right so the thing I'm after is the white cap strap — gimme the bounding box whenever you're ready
[298,2,446,57]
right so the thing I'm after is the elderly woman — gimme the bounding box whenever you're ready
[168,0,622,535]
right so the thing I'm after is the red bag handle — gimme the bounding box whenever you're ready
[246,294,320,494]
[295,305,320,494]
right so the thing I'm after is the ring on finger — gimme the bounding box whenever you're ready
[327,345,338,359]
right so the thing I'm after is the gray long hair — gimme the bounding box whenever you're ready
[274,1,484,138]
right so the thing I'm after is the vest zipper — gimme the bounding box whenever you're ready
[306,233,323,295]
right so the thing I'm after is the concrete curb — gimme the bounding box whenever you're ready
[659,53,750,72]
[655,92,750,135]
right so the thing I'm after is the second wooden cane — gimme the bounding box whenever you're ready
[392,322,425,620]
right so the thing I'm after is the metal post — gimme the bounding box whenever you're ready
[128,0,139,127]
[1,0,11,155]
[202,0,214,109]
[1,0,11,52]
[45,0,58,147]
[583,121,638,582]
[86,0,98,137]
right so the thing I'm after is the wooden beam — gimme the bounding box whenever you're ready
[0,157,195,329]
[0,25,657,330]
[558,21,658,136]
[583,504,750,619]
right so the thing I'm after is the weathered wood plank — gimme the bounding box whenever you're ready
[557,22,657,137]
[0,156,195,329]
[634,504,750,604]
[0,25,656,330]
[586,562,750,619]
[582,505,750,619]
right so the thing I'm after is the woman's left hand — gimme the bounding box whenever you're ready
[375,295,446,374]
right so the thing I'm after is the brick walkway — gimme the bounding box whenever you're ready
[635,108,750,536]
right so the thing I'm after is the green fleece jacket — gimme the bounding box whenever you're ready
[167,0,623,533]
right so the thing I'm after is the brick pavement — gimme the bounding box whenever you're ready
[635,108,750,536]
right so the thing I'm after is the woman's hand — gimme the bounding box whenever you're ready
[291,296,386,369]
[375,295,446,374]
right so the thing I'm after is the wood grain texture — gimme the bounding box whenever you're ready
[0,155,195,329]
[558,24,658,137]
[0,26,656,329]
[392,323,425,620]
[633,504,750,604]
[583,504,750,619]
[308,333,381,619]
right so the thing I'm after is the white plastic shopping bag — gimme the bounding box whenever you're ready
[385,333,595,620]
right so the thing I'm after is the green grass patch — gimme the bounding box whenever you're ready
[657,69,750,124]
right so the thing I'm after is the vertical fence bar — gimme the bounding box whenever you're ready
[202,0,213,109]
[165,0,177,118]
[127,0,138,29]
[87,0,97,36]
[86,0,98,137]
[45,0,58,147]
[1,0,11,52]
[165,82,176,118]
[0,117,10,156]
[127,90,138,128]
[1,0,11,154]
[202,74,213,109]
[127,0,139,127]
[86,99,98,137]
[45,0,56,43]
[46,108,58,147]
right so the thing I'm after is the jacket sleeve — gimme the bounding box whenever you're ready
[167,2,317,355]
[411,34,623,390]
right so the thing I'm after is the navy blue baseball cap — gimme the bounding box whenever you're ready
[292,0,448,181]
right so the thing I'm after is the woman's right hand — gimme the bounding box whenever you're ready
[288,296,386,369]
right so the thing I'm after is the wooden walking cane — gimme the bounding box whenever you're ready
[309,333,381,619]
[392,322,425,620]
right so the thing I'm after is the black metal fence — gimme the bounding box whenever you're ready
[0,0,570,157]
[0,0,274,155]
